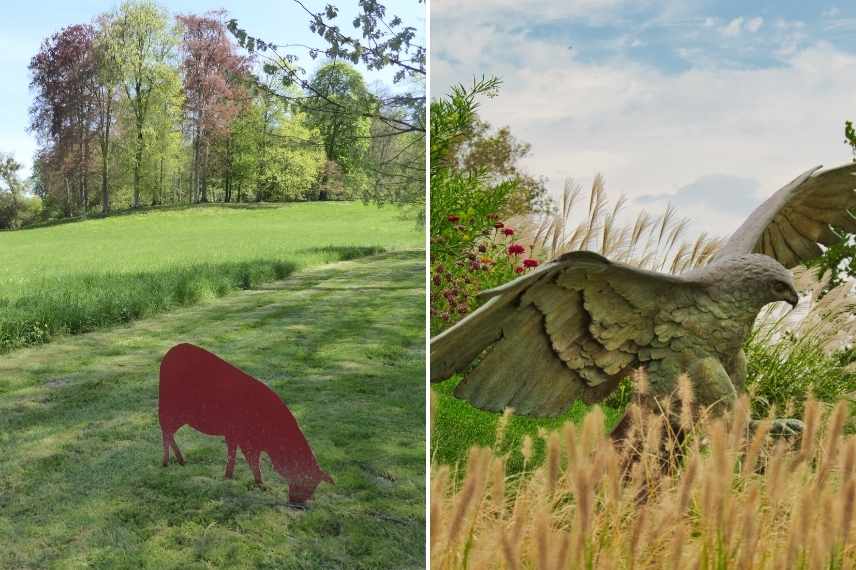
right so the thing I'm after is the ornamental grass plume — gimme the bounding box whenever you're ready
[509,174,722,273]
[431,388,856,569]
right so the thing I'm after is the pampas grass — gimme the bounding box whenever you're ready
[514,175,722,273]
[431,395,856,569]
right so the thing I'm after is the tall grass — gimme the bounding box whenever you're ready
[515,176,722,272]
[0,203,419,351]
[432,392,856,569]
[744,266,856,421]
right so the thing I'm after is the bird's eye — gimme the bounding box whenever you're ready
[771,281,788,293]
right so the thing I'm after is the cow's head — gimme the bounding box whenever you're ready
[285,468,335,507]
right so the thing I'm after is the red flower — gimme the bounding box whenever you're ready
[523,258,539,268]
[502,228,514,236]
[508,244,525,256]
[515,266,524,273]
[494,222,504,229]
[447,214,460,223]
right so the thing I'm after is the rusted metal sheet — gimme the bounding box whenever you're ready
[158,343,333,506]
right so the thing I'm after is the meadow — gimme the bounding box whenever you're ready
[0,249,425,569]
[0,202,420,351]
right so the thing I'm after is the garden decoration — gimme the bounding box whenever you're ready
[431,163,856,430]
[159,343,334,506]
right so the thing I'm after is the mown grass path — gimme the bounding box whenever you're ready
[0,250,425,569]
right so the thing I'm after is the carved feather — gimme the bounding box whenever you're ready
[717,163,856,267]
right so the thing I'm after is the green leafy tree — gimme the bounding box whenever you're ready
[227,1,425,209]
[107,0,179,208]
[0,154,25,229]
[92,16,124,213]
[303,62,372,199]
[456,121,551,216]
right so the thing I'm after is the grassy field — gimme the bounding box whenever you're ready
[0,202,420,352]
[431,377,624,474]
[0,250,425,569]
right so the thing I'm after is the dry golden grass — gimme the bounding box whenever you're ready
[431,390,856,569]
[512,175,722,273]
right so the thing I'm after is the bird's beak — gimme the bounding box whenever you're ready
[785,288,799,308]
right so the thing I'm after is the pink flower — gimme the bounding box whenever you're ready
[515,266,524,273]
[508,244,525,256]
[523,258,539,268]
[502,228,514,236]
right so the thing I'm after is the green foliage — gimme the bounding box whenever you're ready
[430,78,544,333]
[0,203,420,351]
[745,323,856,419]
[456,122,552,216]
[805,225,856,292]
[303,62,373,197]
[226,89,325,203]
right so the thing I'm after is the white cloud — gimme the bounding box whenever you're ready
[746,17,764,33]
[433,16,856,237]
[430,0,627,21]
[721,17,744,37]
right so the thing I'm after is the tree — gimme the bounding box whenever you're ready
[226,1,426,209]
[0,154,25,229]
[303,62,372,200]
[455,121,551,216]
[108,0,178,208]
[92,16,123,213]
[29,24,98,216]
[177,11,249,203]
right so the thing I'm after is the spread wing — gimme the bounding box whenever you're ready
[715,163,856,267]
[430,251,699,416]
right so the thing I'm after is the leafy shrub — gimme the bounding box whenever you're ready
[430,78,547,334]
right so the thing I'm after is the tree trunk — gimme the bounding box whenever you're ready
[155,155,164,206]
[200,139,209,203]
[133,111,144,208]
[64,177,72,217]
[101,96,112,214]
[82,136,89,217]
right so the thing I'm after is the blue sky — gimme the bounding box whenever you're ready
[0,0,425,177]
[432,0,856,236]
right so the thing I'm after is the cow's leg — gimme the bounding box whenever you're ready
[224,439,237,479]
[168,432,185,465]
[241,447,264,486]
[161,430,171,467]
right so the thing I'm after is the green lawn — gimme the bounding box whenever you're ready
[431,376,625,475]
[0,250,425,569]
[0,202,420,351]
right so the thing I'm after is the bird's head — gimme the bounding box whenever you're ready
[705,253,799,309]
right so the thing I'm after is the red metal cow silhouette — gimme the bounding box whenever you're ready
[158,343,334,505]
